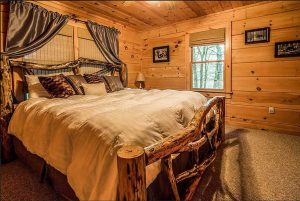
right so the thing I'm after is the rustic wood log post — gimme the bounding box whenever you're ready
[117,145,146,201]
[219,97,226,142]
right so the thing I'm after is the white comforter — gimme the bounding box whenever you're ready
[8,89,207,200]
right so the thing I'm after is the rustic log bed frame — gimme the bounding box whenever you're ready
[9,58,225,201]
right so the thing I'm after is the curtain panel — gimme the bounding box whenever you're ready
[2,1,70,58]
[86,21,128,86]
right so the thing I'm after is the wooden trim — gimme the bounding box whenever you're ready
[73,27,79,60]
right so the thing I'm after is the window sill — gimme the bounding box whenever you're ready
[191,89,232,99]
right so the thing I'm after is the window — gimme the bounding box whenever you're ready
[191,44,224,89]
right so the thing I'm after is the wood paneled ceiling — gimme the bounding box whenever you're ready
[59,1,260,30]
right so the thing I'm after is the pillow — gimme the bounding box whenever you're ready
[83,73,111,92]
[25,75,50,98]
[103,76,124,92]
[65,75,87,95]
[38,74,76,98]
[81,83,107,96]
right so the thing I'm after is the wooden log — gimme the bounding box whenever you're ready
[218,96,226,142]
[183,152,217,201]
[117,145,146,201]
[163,156,180,201]
[145,96,224,165]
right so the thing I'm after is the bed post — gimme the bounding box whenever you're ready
[117,145,147,201]
[220,96,226,142]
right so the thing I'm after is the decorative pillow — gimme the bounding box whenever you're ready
[103,76,124,92]
[81,83,107,96]
[25,75,50,98]
[83,73,111,92]
[65,75,87,95]
[38,74,75,98]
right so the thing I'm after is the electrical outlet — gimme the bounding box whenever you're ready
[269,107,275,114]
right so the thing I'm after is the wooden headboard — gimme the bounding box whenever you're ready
[9,57,127,102]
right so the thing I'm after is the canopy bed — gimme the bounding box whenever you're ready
[0,1,225,201]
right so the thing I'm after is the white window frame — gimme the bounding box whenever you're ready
[191,43,225,92]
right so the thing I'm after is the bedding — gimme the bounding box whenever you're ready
[8,89,208,200]
[25,75,50,98]
[83,73,111,92]
[39,74,76,98]
[103,76,124,92]
[81,83,107,96]
[65,75,87,95]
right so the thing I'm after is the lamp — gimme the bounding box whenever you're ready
[136,72,145,89]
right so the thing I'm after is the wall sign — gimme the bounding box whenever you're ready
[245,27,270,44]
[153,46,170,63]
[275,40,300,58]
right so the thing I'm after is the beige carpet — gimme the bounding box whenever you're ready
[193,126,300,201]
[1,126,300,201]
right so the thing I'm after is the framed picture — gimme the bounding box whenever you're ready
[153,46,170,63]
[275,40,300,58]
[245,27,270,44]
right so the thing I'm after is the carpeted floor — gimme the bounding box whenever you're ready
[1,126,300,201]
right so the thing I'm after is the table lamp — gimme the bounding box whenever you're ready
[136,72,145,89]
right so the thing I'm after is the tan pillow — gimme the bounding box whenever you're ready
[25,75,50,98]
[81,83,107,96]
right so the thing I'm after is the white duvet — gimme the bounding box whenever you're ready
[8,89,207,200]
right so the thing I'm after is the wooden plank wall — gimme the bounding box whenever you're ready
[0,1,142,88]
[141,1,300,134]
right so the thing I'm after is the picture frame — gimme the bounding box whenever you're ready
[153,46,170,63]
[245,27,270,44]
[275,40,300,58]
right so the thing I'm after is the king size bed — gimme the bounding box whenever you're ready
[7,58,225,201]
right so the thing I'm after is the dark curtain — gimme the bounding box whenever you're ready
[2,1,70,58]
[86,20,128,86]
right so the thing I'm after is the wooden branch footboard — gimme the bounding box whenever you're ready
[117,96,225,201]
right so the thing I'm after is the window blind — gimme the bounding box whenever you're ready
[189,28,225,46]
[23,25,74,64]
[78,28,106,61]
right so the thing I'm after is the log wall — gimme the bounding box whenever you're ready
[141,1,300,134]
[0,1,142,90]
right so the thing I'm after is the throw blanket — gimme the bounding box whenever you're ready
[9,89,207,200]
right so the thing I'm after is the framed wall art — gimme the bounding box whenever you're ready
[275,40,300,58]
[245,27,270,44]
[153,46,170,63]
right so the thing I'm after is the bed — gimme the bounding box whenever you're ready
[8,58,225,201]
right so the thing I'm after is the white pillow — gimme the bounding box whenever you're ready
[25,75,50,98]
[82,83,107,96]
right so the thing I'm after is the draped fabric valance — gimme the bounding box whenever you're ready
[86,20,127,86]
[189,28,225,46]
[2,1,70,58]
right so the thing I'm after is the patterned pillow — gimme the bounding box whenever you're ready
[83,73,111,92]
[65,75,87,95]
[103,76,124,92]
[38,74,76,98]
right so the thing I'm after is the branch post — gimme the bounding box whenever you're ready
[117,145,146,201]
